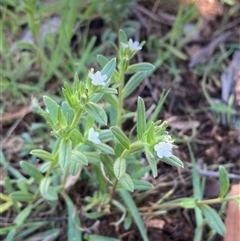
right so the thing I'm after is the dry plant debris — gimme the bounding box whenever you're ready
[224,184,240,241]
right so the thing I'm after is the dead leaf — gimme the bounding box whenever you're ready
[221,51,240,104]
[221,50,240,125]
[189,31,231,68]
[167,116,200,134]
[64,168,82,191]
[3,137,24,154]
[185,45,202,58]
[234,70,240,108]
[224,184,240,241]
[0,106,31,123]
[145,219,165,229]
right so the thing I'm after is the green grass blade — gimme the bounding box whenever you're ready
[62,193,82,241]
[147,90,169,126]
[0,151,27,181]
[119,189,149,241]
[188,143,204,241]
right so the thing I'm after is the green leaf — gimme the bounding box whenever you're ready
[161,155,184,168]
[97,88,118,95]
[62,193,82,241]
[62,82,74,108]
[180,198,197,209]
[131,166,151,179]
[124,212,132,230]
[198,204,226,236]
[122,72,147,98]
[85,235,120,241]
[211,102,236,114]
[59,138,72,170]
[146,122,155,144]
[42,187,58,201]
[145,146,157,178]
[132,179,154,190]
[101,57,116,78]
[126,63,155,74]
[218,166,230,198]
[129,142,144,154]
[71,150,88,165]
[22,229,60,241]
[114,139,124,158]
[84,152,101,164]
[111,126,130,150]
[119,189,149,241]
[4,177,20,213]
[71,128,84,146]
[119,173,134,192]
[69,151,88,176]
[103,93,118,109]
[111,199,127,226]
[119,29,128,44]
[10,191,35,202]
[4,205,32,241]
[40,162,52,173]
[39,177,58,201]
[15,205,32,225]
[99,129,113,142]
[5,205,33,240]
[113,158,126,179]
[38,108,55,128]
[62,101,75,125]
[69,162,82,176]
[30,149,55,162]
[100,154,115,180]
[39,177,51,196]
[58,106,67,126]
[137,97,146,140]
[85,102,107,125]
[43,96,59,123]
[20,161,43,184]
[161,42,188,60]
[97,54,108,68]
[95,143,115,155]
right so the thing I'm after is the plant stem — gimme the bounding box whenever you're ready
[110,179,119,204]
[71,109,82,128]
[111,69,125,202]
[197,195,240,205]
[138,195,240,212]
[116,71,124,127]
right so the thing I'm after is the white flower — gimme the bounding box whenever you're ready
[154,142,173,158]
[89,71,107,86]
[88,127,100,144]
[127,38,142,51]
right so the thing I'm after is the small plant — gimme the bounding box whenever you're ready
[4,30,240,241]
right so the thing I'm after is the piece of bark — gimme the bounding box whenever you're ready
[224,184,240,241]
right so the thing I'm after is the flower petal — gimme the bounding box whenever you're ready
[88,128,101,144]
[154,141,173,158]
